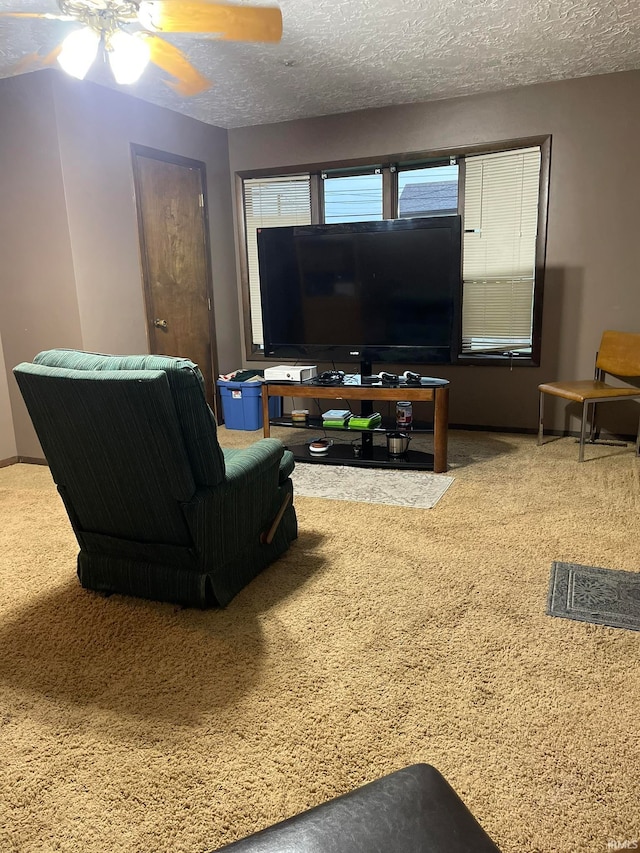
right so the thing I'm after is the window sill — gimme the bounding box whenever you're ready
[457,353,539,367]
[248,348,540,368]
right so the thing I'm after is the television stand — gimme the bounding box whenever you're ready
[261,376,449,473]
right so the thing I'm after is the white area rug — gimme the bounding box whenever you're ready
[290,463,454,508]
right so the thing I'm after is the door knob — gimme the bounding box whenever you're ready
[154,318,168,329]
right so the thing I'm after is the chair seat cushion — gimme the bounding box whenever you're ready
[538,379,640,403]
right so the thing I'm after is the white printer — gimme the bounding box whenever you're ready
[264,365,318,382]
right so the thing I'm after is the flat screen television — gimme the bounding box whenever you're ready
[257,215,462,372]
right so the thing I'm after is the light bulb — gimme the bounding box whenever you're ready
[136,2,159,32]
[57,27,100,80]
[107,31,151,85]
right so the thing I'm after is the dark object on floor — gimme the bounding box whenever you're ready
[13,349,297,608]
[211,763,501,852]
[547,561,640,631]
[538,329,640,462]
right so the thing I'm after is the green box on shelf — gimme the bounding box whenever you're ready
[348,413,382,429]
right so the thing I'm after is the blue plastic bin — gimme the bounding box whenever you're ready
[218,380,282,431]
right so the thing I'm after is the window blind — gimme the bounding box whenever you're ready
[462,147,541,353]
[244,176,311,346]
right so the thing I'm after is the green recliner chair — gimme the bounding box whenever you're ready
[13,349,297,608]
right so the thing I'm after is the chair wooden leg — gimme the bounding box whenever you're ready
[636,418,640,457]
[538,391,545,446]
[579,400,588,462]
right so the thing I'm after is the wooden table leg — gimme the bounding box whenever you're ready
[262,385,271,438]
[433,385,449,473]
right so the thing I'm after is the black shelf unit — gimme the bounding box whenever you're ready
[269,415,434,434]
[262,375,449,472]
[269,416,436,470]
[285,442,435,470]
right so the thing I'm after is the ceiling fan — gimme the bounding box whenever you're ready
[0,0,283,95]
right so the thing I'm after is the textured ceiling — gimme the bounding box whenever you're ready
[1,0,640,128]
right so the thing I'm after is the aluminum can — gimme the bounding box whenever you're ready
[396,401,413,428]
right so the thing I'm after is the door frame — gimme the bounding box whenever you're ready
[131,143,221,419]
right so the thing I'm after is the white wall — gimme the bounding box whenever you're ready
[52,74,241,371]
[0,332,16,462]
[0,70,240,459]
[0,72,83,459]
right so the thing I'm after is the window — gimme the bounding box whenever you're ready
[398,163,459,218]
[239,138,547,361]
[462,147,541,355]
[243,176,311,346]
[323,172,383,223]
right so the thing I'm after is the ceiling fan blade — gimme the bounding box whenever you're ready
[142,34,211,96]
[0,12,74,20]
[12,44,63,75]
[138,1,282,42]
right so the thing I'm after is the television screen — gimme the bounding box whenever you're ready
[257,216,462,366]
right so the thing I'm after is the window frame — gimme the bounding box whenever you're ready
[235,134,550,366]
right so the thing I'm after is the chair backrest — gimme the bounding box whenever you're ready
[33,349,226,487]
[596,330,640,377]
[14,362,196,545]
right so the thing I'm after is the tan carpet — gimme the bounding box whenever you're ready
[1,428,639,853]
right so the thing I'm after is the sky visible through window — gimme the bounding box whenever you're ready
[323,166,458,223]
[324,174,383,223]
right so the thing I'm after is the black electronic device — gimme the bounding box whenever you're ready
[403,370,422,384]
[315,369,345,385]
[257,216,462,375]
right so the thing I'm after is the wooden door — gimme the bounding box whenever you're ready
[132,146,219,415]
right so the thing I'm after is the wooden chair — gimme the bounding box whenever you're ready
[538,330,640,462]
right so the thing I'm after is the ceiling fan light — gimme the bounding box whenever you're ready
[136,2,159,32]
[57,26,100,80]
[108,31,151,85]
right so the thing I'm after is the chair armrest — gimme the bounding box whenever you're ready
[222,439,285,486]
[183,439,292,576]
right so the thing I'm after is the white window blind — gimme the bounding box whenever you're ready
[462,147,541,353]
[244,176,311,346]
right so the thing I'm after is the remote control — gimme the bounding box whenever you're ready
[403,370,421,383]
